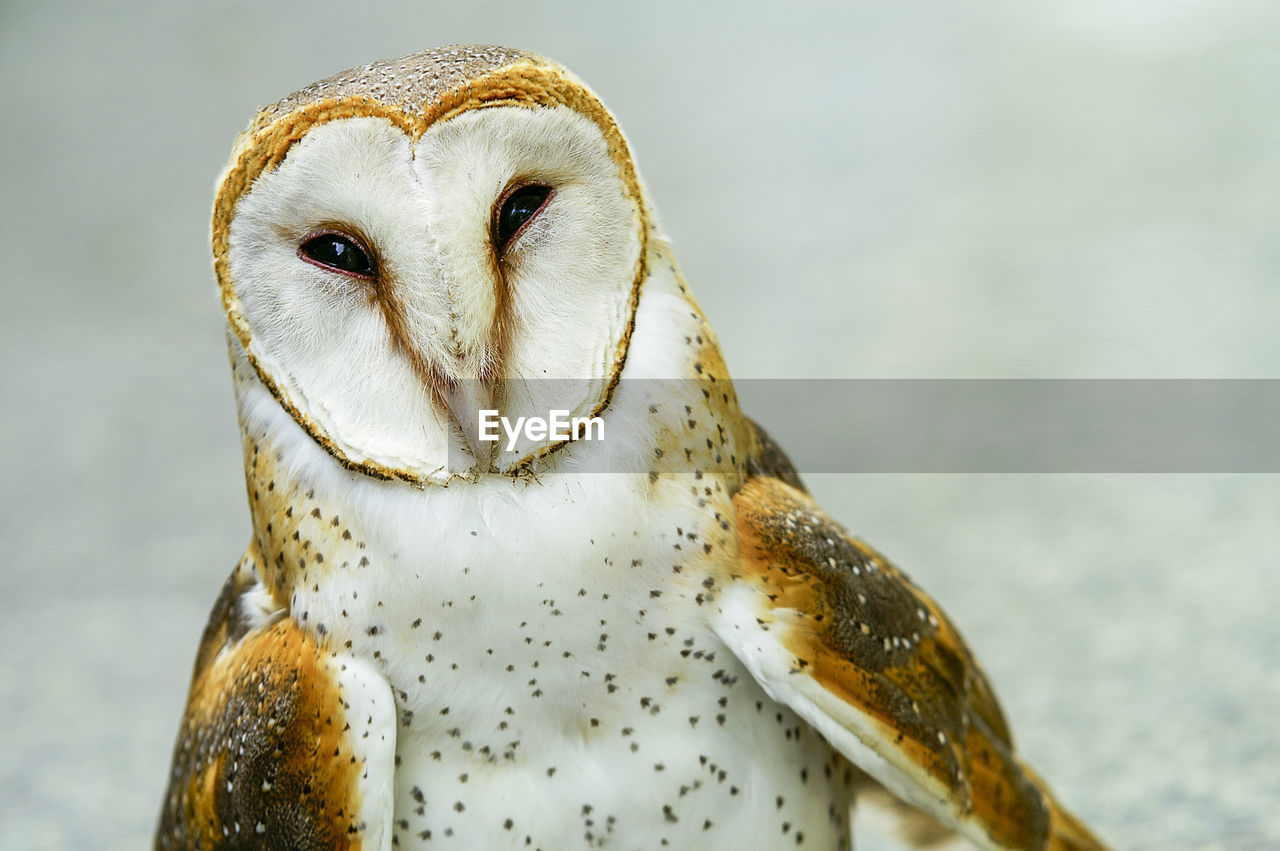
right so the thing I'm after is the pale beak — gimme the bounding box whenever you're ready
[442,379,495,469]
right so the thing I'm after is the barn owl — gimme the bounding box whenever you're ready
[156,46,1108,850]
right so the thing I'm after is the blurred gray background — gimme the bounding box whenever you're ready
[2,1,1277,848]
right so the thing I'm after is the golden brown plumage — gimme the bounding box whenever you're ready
[157,547,395,849]
[724,464,1107,850]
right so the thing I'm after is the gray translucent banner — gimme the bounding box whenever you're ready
[463,379,1280,473]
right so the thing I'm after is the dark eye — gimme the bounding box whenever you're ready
[298,232,375,278]
[494,184,552,252]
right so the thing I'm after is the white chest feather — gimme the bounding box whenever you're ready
[243,401,853,848]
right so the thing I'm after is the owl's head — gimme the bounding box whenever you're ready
[215,47,655,485]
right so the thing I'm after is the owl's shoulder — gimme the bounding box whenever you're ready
[156,550,396,850]
[718,431,1105,850]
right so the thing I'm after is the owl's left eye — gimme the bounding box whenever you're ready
[494,184,553,253]
[298,232,376,279]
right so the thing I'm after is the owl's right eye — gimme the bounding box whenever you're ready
[298,232,376,279]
